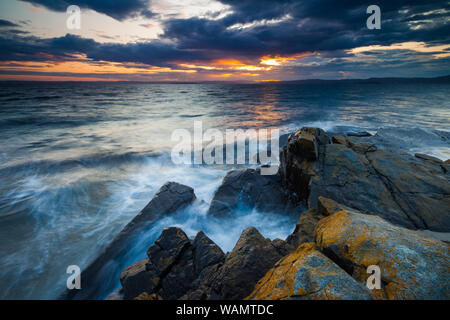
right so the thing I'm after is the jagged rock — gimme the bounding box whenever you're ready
[63,182,196,300]
[271,238,295,256]
[280,127,450,232]
[315,207,450,299]
[317,196,345,216]
[247,243,371,300]
[187,227,288,300]
[120,259,158,300]
[286,208,325,248]
[192,231,226,273]
[285,196,349,248]
[146,227,191,275]
[287,127,329,160]
[207,168,290,218]
[120,227,225,300]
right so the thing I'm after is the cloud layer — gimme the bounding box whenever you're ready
[1,0,449,80]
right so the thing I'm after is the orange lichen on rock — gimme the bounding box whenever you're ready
[246,243,371,300]
[315,208,450,299]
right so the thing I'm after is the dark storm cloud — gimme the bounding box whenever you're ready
[163,0,450,56]
[0,19,19,27]
[0,34,212,67]
[1,0,449,78]
[20,0,155,20]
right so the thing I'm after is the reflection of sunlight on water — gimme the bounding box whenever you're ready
[240,104,289,128]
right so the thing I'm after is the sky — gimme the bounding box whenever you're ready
[0,0,449,81]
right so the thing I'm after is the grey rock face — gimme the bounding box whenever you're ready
[280,127,450,232]
[207,168,291,218]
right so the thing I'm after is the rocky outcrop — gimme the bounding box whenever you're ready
[120,227,225,300]
[247,197,449,300]
[246,243,371,300]
[279,127,450,232]
[207,168,291,218]
[120,227,292,300]
[63,182,196,300]
[315,207,450,299]
[187,227,292,300]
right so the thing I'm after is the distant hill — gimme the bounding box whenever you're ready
[277,75,450,84]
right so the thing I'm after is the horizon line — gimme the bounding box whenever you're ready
[0,74,449,84]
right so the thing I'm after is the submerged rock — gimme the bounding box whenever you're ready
[315,207,450,299]
[207,168,290,218]
[280,127,450,232]
[246,243,371,300]
[62,182,196,300]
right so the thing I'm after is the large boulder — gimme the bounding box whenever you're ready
[315,207,450,299]
[63,182,196,300]
[246,243,371,300]
[207,168,291,218]
[279,127,329,204]
[185,227,291,300]
[279,127,450,232]
[120,227,225,300]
